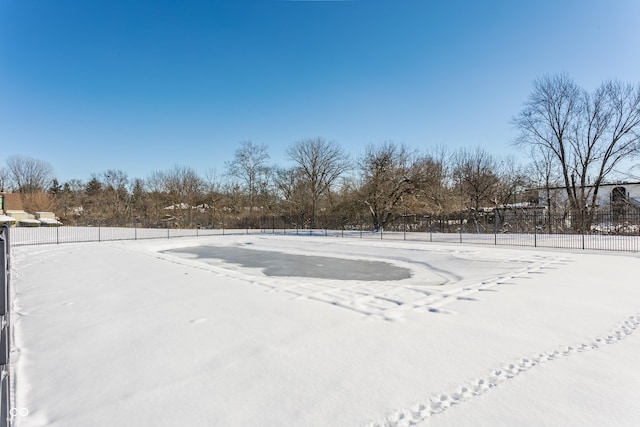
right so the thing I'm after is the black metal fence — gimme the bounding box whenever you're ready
[1,225,11,427]
[7,208,640,252]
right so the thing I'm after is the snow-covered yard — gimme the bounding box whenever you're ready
[9,235,640,426]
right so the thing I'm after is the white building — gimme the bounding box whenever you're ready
[535,182,640,210]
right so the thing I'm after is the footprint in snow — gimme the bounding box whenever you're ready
[368,312,640,427]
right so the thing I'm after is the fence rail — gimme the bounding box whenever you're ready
[8,213,640,252]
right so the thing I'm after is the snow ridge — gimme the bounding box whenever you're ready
[282,255,567,321]
[364,312,640,427]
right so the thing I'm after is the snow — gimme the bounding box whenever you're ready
[36,218,62,226]
[8,234,640,426]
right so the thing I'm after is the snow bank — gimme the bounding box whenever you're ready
[36,218,62,226]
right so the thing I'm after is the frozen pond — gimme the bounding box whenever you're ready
[164,245,412,281]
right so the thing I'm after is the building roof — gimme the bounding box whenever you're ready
[530,181,640,192]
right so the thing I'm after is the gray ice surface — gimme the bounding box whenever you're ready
[164,245,411,281]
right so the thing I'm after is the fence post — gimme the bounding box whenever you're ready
[57,225,60,245]
[493,208,499,246]
[429,215,433,243]
[1,225,12,425]
[1,226,8,332]
[581,209,585,250]
[534,210,537,248]
[403,215,406,241]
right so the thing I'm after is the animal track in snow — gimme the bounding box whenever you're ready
[364,313,640,427]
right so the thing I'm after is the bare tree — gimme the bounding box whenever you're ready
[358,142,441,230]
[493,157,528,207]
[149,165,204,227]
[490,157,529,229]
[453,147,501,211]
[6,155,54,194]
[100,170,130,223]
[60,179,85,221]
[146,171,169,223]
[526,146,563,231]
[166,165,205,227]
[514,74,640,229]
[225,141,271,213]
[203,168,224,227]
[286,138,351,226]
[273,166,309,217]
[423,146,454,214]
[0,167,9,192]
[21,191,56,213]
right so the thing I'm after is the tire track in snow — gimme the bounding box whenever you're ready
[364,312,640,427]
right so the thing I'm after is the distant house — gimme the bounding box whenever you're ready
[532,182,640,210]
[0,193,62,227]
[1,193,24,226]
[0,192,24,214]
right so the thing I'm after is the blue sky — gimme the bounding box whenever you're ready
[1,0,639,183]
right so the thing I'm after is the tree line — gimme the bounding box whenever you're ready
[0,141,530,229]
[2,75,639,231]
